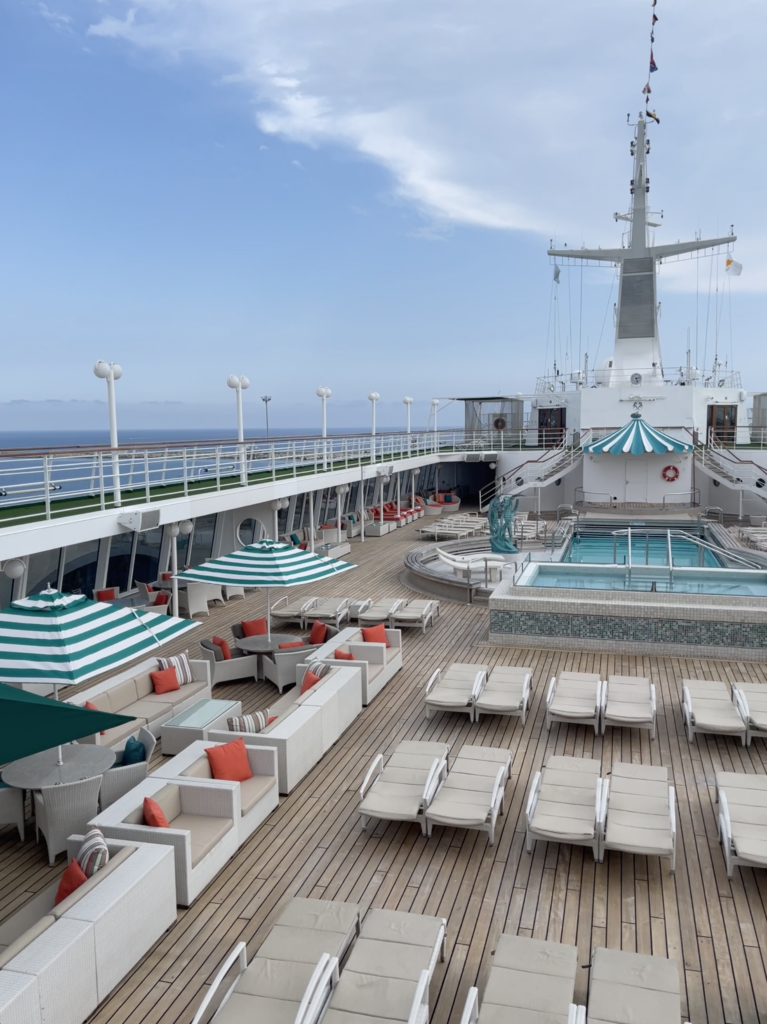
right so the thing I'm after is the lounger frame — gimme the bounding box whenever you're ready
[600,677,657,738]
[682,682,747,745]
[473,668,532,725]
[545,675,603,734]
[598,777,677,872]
[358,754,447,834]
[424,667,487,721]
[425,763,507,845]
[525,769,602,859]
[731,685,767,746]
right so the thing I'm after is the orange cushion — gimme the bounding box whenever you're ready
[162,572,172,581]
[300,670,322,694]
[309,621,327,645]
[205,738,253,782]
[55,859,87,904]
[150,666,180,694]
[143,797,170,827]
[84,700,106,735]
[211,636,232,660]
[95,588,117,601]
[267,716,278,725]
[298,542,308,550]
[361,623,389,646]
[241,618,267,637]
[335,649,354,661]
[278,641,304,649]
[153,592,169,605]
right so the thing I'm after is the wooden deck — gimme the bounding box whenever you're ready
[3,518,767,1024]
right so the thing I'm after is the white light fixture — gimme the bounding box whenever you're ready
[168,520,193,617]
[93,360,123,507]
[368,392,380,436]
[261,395,271,437]
[2,559,25,580]
[403,396,413,434]
[316,387,331,469]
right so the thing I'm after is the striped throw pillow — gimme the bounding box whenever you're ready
[158,652,194,685]
[227,711,270,734]
[77,827,109,878]
[306,660,328,679]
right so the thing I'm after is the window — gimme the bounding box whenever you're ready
[106,533,134,593]
[133,527,163,586]
[26,549,62,595]
[189,514,217,567]
[61,540,100,597]
[0,572,14,608]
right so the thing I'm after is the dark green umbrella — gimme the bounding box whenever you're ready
[0,682,135,764]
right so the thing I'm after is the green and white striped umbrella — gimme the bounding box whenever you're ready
[583,414,693,456]
[0,588,199,692]
[175,540,354,636]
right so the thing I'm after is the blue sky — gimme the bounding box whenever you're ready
[0,0,764,432]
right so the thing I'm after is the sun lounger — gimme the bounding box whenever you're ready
[425,745,511,845]
[600,763,676,872]
[424,663,488,720]
[358,598,405,626]
[731,682,767,745]
[546,672,602,734]
[270,595,320,628]
[681,678,747,745]
[320,908,446,1024]
[312,597,352,629]
[601,675,656,738]
[459,933,582,1024]
[473,665,533,724]
[191,897,361,1024]
[388,598,440,634]
[526,755,602,859]
[716,771,767,877]
[359,741,450,833]
[587,947,688,1024]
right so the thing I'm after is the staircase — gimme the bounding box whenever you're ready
[695,442,767,503]
[479,442,583,511]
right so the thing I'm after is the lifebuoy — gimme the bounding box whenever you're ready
[662,465,680,483]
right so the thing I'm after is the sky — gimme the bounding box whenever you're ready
[0,0,765,432]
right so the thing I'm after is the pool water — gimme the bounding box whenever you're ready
[523,564,767,596]
[566,534,720,567]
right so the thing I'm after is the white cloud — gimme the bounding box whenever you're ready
[83,0,767,288]
[38,2,72,31]
[291,158,304,169]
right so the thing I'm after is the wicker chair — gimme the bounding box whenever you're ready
[178,583,211,618]
[223,586,245,601]
[34,776,102,865]
[99,727,157,810]
[0,782,25,841]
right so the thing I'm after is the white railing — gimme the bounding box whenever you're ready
[0,429,511,528]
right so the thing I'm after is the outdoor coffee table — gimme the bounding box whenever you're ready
[2,744,115,789]
[161,698,242,756]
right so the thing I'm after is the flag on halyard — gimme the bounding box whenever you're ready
[725,259,743,276]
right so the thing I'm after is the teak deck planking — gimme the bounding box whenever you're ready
[2,517,767,1023]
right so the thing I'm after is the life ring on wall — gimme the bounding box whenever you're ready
[662,464,680,483]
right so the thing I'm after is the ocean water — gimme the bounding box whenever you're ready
[0,427,376,451]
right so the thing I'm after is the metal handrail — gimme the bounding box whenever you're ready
[574,488,614,505]
[699,506,724,524]
[661,489,700,507]
[611,526,763,570]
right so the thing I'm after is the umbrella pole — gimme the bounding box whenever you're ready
[53,682,64,766]
[266,588,271,640]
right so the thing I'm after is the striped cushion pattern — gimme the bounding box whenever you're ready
[306,660,329,679]
[77,827,110,878]
[158,652,194,685]
[227,711,270,734]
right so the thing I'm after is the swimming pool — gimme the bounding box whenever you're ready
[566,534,720,567]
[519,563,767,596]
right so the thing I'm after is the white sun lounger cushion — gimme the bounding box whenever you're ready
[359,741,449,825]
[733,682,767,728]
[426,773,498,828]
[603,763,673,858]
[391,600,434,620]
[479,934,578,1024]
[683,679,745,733]
[257,897,359,964]
[358,600,401,623]
[604,676,654,726]
[456,745,512,780]
[588,947,682,1024]
[716,772,767,866]
[474,666,532,714]
[530,756,601,842]
[550,672,600,719]
[425,664,487,710]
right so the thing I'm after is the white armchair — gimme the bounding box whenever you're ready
[178,583,211,618]
[199,642,260,685]
[89,777,239,906]
[34,776,102,865]
[99,727,157,810]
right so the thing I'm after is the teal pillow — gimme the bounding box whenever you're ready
[444,494,454,502]
[290,533,300,545]
[120,736,145,766]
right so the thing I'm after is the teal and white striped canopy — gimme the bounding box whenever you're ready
[583,414,692,456]
[174,540,354,588]
[0,589,199,689]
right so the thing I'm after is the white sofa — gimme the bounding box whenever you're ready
[89,777,238,907]
[0,838,175,1024]
[65,654,211,749]
[314,626,403,705]
[151,742,279,845]
[208,663,363,794]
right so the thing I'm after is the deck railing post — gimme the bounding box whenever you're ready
[144,452,151,503]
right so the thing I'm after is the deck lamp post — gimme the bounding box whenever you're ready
[336,484,349,541]
[168,520,193,618]
[227,375,250,485]
[431,398,440,452]
[403,396,413,456]
[271,498,289,540]
[93,360,123,508]
[411,467,420,510]
[316,387,331,469]
[368,392,380,466]
[261,395,271,437]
